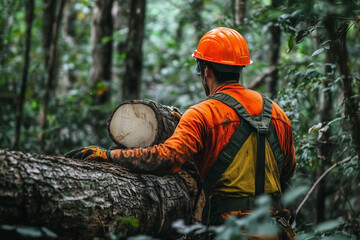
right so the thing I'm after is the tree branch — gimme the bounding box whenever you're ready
[295,156,354,217]
[247,66,276,90]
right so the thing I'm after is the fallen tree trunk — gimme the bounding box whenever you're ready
[0,149,200,239]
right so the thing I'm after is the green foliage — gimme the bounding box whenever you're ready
[116,217,140,229]
[172,196,278,240]
[1,225,57,239]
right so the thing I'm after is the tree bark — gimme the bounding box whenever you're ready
[0,149,199,239]
[335,31,360,160]
[40,0,66,151]
[234,0,246,26]
[314,16,336,224]
[175,0,204,42]
[90,0,114,104]
[266,0,282,98]
[63,0,77,86]
[326,17,360,164]
[122,0,146,101]
[112,0,130,56]
[13,0,34,150]
[42,0,57,67]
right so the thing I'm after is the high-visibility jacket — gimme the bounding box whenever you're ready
[111,83,296,196]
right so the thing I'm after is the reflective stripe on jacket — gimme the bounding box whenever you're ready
[111,83,296,185]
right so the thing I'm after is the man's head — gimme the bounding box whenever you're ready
[193,27,252,95]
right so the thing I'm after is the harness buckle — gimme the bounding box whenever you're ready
[256,121,269,134]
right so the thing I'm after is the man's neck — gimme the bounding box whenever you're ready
[210,81,238,95]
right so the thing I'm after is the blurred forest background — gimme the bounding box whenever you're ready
[0,0,360,238]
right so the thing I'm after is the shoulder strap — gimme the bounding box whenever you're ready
[268,124,285,174]
[203,92,273,197]
[209,92,273,133]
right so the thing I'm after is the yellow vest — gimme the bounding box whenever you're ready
[213,132,282,198]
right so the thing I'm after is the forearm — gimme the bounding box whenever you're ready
[109,144,187,175]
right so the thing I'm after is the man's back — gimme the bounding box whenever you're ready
[174,83,295,187]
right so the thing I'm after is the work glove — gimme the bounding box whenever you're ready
[171,111,182,120]
[64,146,112,162]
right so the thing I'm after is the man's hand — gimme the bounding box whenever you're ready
[171,111,182,120]
[65,146,112,162]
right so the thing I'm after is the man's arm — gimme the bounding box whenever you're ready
[66,107,206,175]
[281,126,296,181]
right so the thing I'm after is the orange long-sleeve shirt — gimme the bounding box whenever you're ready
[110,83,296,182]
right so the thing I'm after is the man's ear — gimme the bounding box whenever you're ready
[204,65,213,78]
[205,65,217,82]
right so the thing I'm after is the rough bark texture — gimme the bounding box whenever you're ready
[122,0,146,101]
[235,0,246,26]
[266,0,282,98]
[42,0,57,67]
[63,0,76,86]
[107,99,182,148]
[325,14,360,164]
[14,0,34,150]
[90,0,114,104]
[0,149,199,239]
[40,0,66,151]
[112,0,130,56]
[314,15,336,224]
[176,0,204,43]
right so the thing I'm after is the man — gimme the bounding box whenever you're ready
[66,27,296,238]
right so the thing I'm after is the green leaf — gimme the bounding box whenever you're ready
[314,218,344,234]
[41,227,58,238]
[116,217,139,228]
[101,36,112,44]
[295,29,311,44]
[312,48,325,57]
[282,185,309,205]
[172,219,205,235]
[308,122,323,134]
[16,226,42,238]
[287,32,296,53]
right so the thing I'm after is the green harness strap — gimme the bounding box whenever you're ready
[203,92,285,198]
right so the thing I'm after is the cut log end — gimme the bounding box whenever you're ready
[108,100,181,148]
[109,103,158,148]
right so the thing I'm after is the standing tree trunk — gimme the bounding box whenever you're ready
[234,0,246,27]
[122,0,146,101]
[176,0,204,45]
[13,0,34,150]
[90,0,114,104]
[266,0,282,98]
[314,15,335,224]
[63,0,77,86]
[335,29,360,160]
[112,0,130,53]
[42,0,57,67]
[39,0,66,151]
[326,17,360,164]
[112,0,130,90]
[0,149,198,239]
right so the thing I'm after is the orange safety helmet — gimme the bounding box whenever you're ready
[193,27,252,66]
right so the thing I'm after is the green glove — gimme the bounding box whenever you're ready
[65,146,112,162]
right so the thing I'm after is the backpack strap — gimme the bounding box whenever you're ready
[203,92,273,197]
